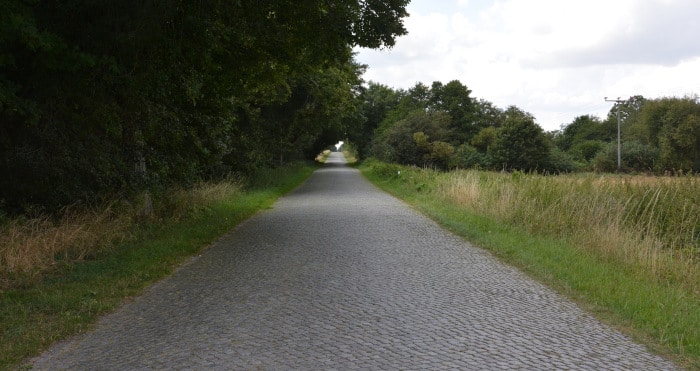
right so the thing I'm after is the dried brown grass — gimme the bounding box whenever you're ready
[0,204,132,288]
[0,180,242,289]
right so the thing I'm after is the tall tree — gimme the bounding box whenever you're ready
[637,96,700,172]
[607,95,646,142]
[350,82,402,158]
[0,0,410,213]
[555,115,604,151]
[429,80,476,143]
[370,110,452,165]
[489,106,551,171]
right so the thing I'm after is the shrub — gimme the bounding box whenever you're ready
[545,148,578,173]
[593,141,659,172]
[569,140,606,162]
[450,144,491,169]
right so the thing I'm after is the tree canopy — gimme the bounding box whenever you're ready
[4,0,699,214]
[555,95,700,173]
[0,0,409,213]
[360,80,700,175]
[364,81,566,172]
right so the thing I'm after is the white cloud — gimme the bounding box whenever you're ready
[530,0,700,67]
[355,0,700,131]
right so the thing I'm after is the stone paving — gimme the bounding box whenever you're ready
[28,153,678,370]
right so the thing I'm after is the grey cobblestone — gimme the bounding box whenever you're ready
[28,153,678,370]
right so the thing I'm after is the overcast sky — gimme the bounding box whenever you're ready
[354,0,700,131]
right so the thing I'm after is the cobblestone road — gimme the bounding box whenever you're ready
[29,153,678,370]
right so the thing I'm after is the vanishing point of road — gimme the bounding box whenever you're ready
[29,153,678,370]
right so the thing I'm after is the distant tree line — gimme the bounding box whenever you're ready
[0,0,409,214]
[353,82,700,174]
[555,95,700,173]
[351,81,566,172]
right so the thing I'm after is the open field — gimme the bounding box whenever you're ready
[361,160,700,369]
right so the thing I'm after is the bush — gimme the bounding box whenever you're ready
[545,148,578,173]
[450,144,491,169]
[489,107,551,171]
[370,111,453,166]
[593,141,659,172]
[592,145,612,172]
[624,140,660,172]
[569,140,606,162]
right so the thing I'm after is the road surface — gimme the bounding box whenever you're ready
[29,152,677,370]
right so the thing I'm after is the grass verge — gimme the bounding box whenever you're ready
[315,149,332,163]
[360,160,700,370]
[0,163,316,370]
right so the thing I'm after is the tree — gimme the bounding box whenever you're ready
[364,81,505,160]
[489,106,551,171]
[259,58,365,165]
[610,95,646,142]
[370,111,452,165]
[636,96,700,172]
[659,113,700,172]
[412,132,454,169]
[569,140,606,163]
[472,99,505,130]
[471,127,497,153]
[378,83,430,127]
[0,0,411,213]
[351,82,402,158]
[593,141,659,173]
[429,80,476,143]
[555,115,605,151]
[450,144,490,169]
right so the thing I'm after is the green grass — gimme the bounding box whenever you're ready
[360,160,700,370]
[0,163,316,370]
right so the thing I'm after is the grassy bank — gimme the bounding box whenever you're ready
[0,163,316,370]
[360,159,700,369]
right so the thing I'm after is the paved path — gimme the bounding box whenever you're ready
[29,153,677,370]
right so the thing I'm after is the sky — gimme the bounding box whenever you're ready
[354,0,700,131]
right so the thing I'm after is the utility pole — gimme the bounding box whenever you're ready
[605,97,627,171]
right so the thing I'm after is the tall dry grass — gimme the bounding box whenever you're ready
[0,204,132,289]
[440,171,700,290]
[0,180,242,289]
[315,149,332,163]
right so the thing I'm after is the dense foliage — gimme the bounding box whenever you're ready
[357,80,700,175]
[0,0,409,214]
[4,0,698,214]
[359,81,562,172]
[560,95,700,173]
